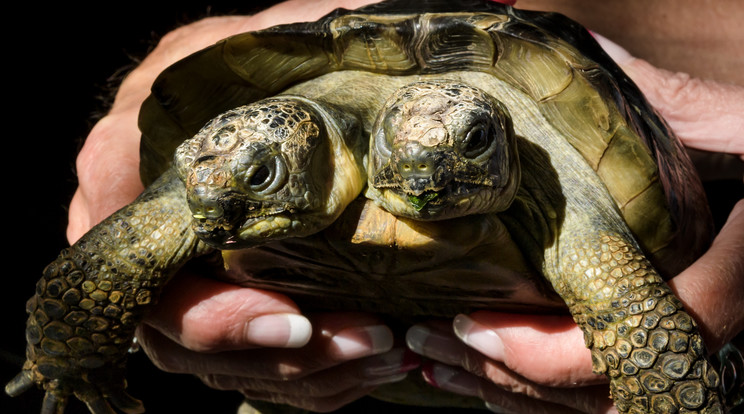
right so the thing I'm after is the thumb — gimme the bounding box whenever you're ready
[668,199,744,351]
[593,33,744,159]
[141,272,312,352]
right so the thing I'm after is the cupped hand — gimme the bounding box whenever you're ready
[135,272,417,412]
[406,34,744,414]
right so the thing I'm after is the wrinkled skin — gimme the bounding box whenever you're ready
[63,1,743,413]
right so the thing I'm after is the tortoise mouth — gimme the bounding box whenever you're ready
[407,190,445,211]
[192,201,299,248]
[380,180,503,220]
[238,212,294,240]
[241,205,293,221]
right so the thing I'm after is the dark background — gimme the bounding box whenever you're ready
[2,2,742,414]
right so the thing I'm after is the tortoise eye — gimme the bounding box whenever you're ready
[245,157,287,195]
[249,165,271,187]
[463,126,490,159]
[372,109,397,163]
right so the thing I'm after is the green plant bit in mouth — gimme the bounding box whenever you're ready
[408,192,439,211]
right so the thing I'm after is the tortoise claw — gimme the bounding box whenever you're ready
[84,397,116,414]
[41,390,67,414]
[5,369,35,397]
[6,365,143,414]
[73,374,143,414]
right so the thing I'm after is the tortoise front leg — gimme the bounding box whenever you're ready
[5,170,208,414]
[556,233,723,413]
[7,245,147,414]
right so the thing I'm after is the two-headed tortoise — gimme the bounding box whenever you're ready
[7,0,724,413]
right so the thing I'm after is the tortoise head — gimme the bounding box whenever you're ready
[174,96,364,249]
[367,80,520,220]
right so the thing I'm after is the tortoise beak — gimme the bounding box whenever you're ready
[188,185,247,246]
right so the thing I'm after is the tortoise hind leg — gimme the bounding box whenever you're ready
[557,234,723,413]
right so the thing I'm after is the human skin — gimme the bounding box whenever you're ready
[65,0,743,412]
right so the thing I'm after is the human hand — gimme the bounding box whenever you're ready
[67,1,424,412]
[136,272,417,412]
[405,34,744,414]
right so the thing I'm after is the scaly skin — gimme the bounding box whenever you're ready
[6,169,208,414]
[558,234,722,413]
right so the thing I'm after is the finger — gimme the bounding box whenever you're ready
[407,323,613,413]
[138,311,394,380]
[669,199,744,351]
[199,348,417,397]
[421,361,615,414]
[452,313,604,386]
[141,272,311,351]
[593,33,744,159]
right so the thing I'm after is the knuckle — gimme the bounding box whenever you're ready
[177,302,252,352]
[76,116,117,178]
[658,71,702,106]
[178,323,234,352]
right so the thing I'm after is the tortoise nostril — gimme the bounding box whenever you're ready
[397,158,434,179]
[191,202,223,219]
[188,186,227,220]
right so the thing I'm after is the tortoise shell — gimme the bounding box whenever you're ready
[139,0,711,278]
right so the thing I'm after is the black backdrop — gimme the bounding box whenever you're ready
[2,3,741,414]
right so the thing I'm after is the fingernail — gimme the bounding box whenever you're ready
[453,314,504,360]
[361,372,409,387]
[421,362,480,397]
[361,348,420,378]
[330,325,394,359]
[244,313,312,348]
[406,325,463,365]
[591,32,633,65]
